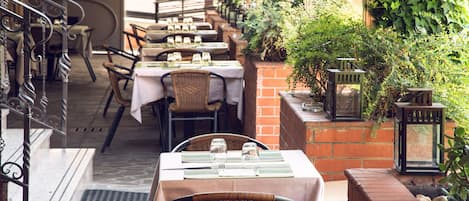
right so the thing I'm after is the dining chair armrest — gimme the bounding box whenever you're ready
[103,44,139,61]
[130,23,147,34]
[103,62,134,81]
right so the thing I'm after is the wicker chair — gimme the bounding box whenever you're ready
[100,62,133,153]
[173,192,294,201]
[171,133,270,152]
[160,69,226,151]
[154,48,204,61]
[101,43,140,117]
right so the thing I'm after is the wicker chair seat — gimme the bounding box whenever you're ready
[169,101,221,113]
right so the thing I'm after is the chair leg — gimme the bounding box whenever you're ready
[102,90,114,117]
[100,105,125,153]
[214,111,218,132]
[81,53,96,82]
[167,109,173,152]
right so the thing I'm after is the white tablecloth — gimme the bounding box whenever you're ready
[148,22,212,30]
[145,30,218,42]
[130,61,244,123]
[141,42,229,61]
[153,150,325,201]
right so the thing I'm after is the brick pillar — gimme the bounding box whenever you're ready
[0,181,7,201]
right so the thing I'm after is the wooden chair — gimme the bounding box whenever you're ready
[100,62,133,153]
[173,192,294,201]
[160,69,226,151]
[171,133,270,152]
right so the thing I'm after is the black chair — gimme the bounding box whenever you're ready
[173,192,294,201]
[101,44,140,117]
[160,69,227,151]
[100,62,133,153]
[171,133,270,152]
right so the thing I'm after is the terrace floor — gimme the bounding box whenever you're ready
[6,52,348,200]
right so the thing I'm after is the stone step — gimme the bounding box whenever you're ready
[1,129,52,165]
[8,148,95,201]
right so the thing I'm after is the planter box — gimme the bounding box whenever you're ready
[218,23,241,44]
[279,91,457,181]
[228,34,247,65]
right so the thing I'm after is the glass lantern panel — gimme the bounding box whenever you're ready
[405,124,441,168]
[394,120,401,168]
[336,83,361,117]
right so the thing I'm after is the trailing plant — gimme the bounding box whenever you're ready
[368,0,469,35]
[440,127,469,201]
[241,0,290,61]
[286,14,363,99]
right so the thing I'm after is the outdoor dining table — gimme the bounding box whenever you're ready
[147,22,212,30]
[145,30,218,43]
[151,150,325,201]
[140,42,229,61]
[130,60,244,123]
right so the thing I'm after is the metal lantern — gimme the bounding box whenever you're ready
[325,58,365,121]
[394,88,445,174]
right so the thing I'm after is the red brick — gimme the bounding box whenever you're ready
[363,160,394,168]
[333,144,394,158]
[257,97,279,107]
[262,79,289,88]
[260,69,276,78]
[257,135,279,145]
[260,107,276,116]
[275,68,292,78]
[255,62,286,69]
[314,129,364,142]
[306,129,314,142]
[305,143,332,158]
[260,88,275,97]
[314,159,361,173]
[365,128,394,143]
[257,116,279,125]
[322,173,347,181]
[261,126,274,135]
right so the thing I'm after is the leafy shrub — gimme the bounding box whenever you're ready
[368,0,469,35]
[286,14,363,99]
[242,0,289,61]
[440,127,469,201]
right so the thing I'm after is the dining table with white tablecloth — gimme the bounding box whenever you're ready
[130,60,244,123]
[140,42,229,61]
[151,150,325,201]
[145,30,218,43]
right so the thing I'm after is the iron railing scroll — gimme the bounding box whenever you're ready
[0,0,85,200]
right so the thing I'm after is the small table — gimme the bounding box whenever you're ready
[130,60,244,123]
[152,150,325,201]
[140,42,229,61]
[145,30,218,43]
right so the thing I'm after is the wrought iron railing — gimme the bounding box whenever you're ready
[0,0,84,200]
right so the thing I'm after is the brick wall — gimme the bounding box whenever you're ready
[244,59,295,150]
[280,91,457,181]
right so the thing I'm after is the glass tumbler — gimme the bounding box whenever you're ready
[192,53,202,63]
[242,142,259,161]
[194,35,202,44]
[210,138,227,162]
[202,52,211,63]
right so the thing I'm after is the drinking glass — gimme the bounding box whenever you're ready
[175,35,183,44]
[167,53,175,64]
[172,17,179,23]
[190,25,197,31]
[202,52,211,63]
[174,24,181,31]
[167,25,175,31]
[210,138,227,162]
[173,52,182,61]
[166,18,172,24]
[194,35,202,44]
[183,37,191,44]
[182,25,189,32]
[241,142,259,160]
[166,36,175,46]
[192,53,202,63]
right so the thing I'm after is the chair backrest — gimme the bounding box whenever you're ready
[173,192,293,201]
[171,133,270,152]
[123,30,145,56]
[161,69,226,113]
[154,48,204,61]
[102,62,132,106]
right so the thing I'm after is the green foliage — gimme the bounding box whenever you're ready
[368,0,469,35]
[242,0,289,61]
[440,127,469,201]
[286,14,363,98]
[358,30,469,126]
